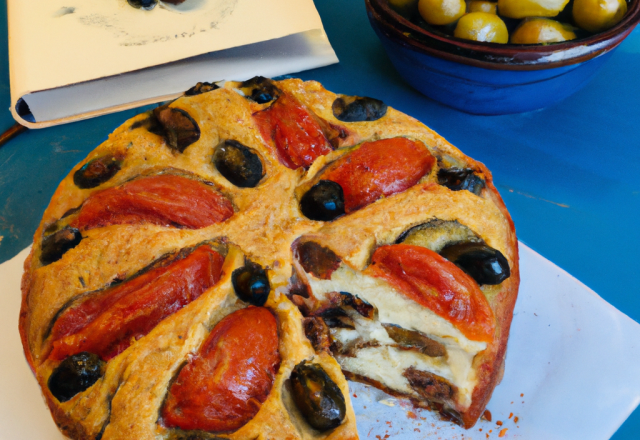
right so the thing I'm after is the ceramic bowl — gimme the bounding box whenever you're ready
[366,0,640,115]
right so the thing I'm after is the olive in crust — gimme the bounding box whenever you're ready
[20,77,519,439]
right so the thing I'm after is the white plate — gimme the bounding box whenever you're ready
[2,243,639,439]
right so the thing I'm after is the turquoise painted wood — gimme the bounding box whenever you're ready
[0,0,639,437]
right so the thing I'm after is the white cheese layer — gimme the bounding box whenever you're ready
[307,264,487,409]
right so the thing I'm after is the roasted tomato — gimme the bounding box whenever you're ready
[70,174,234,231]
[318,138,435,213]
[253,93,333,169]
[162,307,280,432]
[364,244,495,343]
[49,245,225,361]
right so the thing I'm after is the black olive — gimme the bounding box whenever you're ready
[303,317,331,353]
[300,181,345,221]
[238,76,281,104]
[318,308,355,329]
[441,406,464,425]
[73,155,122,189]
[332,96,388,122]
[404,366,454,402]
[295,241,342,280]
[165,431,227,440]
[339,292,375,319]
[48,352,105,402]
[382,324,446,357]
[185,82,219,96]
[437,168,485,195]
[212,140,264,188]
[40,228,83,266]
[290,361,346,432]
[127,0,157,10]
[130,112,164,135]
[232,261,270,306]
[439,242,510,285]
[153,107,200,153]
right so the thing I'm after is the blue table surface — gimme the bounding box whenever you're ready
[1,0,639,437]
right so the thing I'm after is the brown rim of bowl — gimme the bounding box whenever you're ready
[367,0,640,71]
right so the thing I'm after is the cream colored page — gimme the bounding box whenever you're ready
[8,0,324,100]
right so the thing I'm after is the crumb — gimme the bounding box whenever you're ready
[509,413,513,419]
[499,428,508,437]
[479,428,482,432]
[353,393,357,398]
[497,421,503,426]
[407,411,417,419]
[520,393,524,397]
[514,416,519,423]
[482,410,492,422]
[414,428,420,432]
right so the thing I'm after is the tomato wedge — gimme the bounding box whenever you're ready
[49,245,225,361]
[162,307,280,432]
[364,244,495,343]
[320,138,435,213]
[70,174,234,231]
[254,93,333,169]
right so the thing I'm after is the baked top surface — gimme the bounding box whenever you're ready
[19,78,519,439]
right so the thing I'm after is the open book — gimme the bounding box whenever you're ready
[8,0,338,128]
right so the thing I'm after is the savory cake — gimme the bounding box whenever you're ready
[19,77,519,439]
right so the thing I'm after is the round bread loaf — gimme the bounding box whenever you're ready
[20,77,519,439]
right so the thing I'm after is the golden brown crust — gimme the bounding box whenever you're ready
[20,78,518,437]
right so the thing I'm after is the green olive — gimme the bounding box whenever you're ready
[573,0,627,32]
[511,18,577,44]
[454,12,509,43]
[498,0,570,19]
[396,219,481,253]
[467,1,497,14]
[418,0,466,25]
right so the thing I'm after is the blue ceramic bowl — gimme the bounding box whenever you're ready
[366,0,640,115]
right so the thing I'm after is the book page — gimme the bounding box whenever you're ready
[18,29,337,126]
[8,0,325,100]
